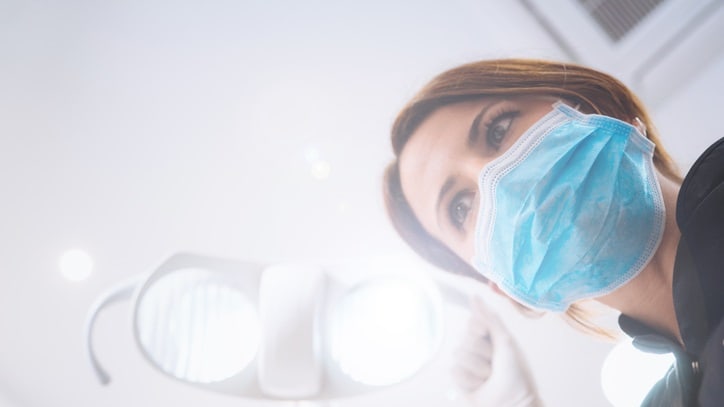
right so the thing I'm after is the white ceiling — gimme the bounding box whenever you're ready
[1,1,723,406]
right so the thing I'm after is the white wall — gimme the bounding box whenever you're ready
[0,389,22,407]
[652,52,724,171]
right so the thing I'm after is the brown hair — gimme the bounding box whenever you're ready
[383,59,681,336]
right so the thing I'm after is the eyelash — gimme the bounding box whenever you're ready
[449,190,474,231]
[448,104,520,230]
[484,108,519,150]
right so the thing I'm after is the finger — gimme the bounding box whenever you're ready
[454,338,494,363]
[465,315,493,338]
[452,364,492,392]
[453,347,493,378]
[469,296,498,323]
[451,368,479,392]
[469,296,509,340]
[452,355,492,381]
[458,334,494,360]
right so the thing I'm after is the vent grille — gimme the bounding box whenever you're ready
[577,0,666,42]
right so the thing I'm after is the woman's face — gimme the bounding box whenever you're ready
[398,96,559,265]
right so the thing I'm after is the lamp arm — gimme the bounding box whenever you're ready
[83,277,142,385]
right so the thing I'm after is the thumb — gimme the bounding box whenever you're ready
[469,296,510,341]
[465,297,542,407]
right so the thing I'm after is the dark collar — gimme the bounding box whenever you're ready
[675,137,724,229]
[619,137,724,357]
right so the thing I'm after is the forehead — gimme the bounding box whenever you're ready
[398,102,474,179]
[400,98,487,163]
[397,99,484,227]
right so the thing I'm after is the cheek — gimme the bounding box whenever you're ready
[456,235,477,265]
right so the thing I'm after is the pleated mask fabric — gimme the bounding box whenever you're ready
[471,102,665,312]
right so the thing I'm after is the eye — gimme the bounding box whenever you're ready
[449,191,474,230]
[485,111,518,150]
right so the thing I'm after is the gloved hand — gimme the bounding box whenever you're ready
[452,296,543,407]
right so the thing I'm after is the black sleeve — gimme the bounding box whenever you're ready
[697,319,724,406]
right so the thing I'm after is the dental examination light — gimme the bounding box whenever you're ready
[84,253,464,401]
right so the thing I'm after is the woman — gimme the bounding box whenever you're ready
[383,59,724,406]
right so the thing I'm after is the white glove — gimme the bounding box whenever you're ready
[452,296,543,407]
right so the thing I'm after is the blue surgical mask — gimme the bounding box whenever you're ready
[471,102,665,312]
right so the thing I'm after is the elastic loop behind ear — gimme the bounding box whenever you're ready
[634,117,647,137]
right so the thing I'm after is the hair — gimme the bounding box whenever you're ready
[383,59,681,337]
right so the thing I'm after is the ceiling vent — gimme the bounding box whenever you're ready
[578,0,666,42]
[521,0,724,106]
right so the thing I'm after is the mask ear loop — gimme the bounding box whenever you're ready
[633,117,648,137]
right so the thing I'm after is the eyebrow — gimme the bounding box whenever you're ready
[435,101,498,229]
[467,101,499,147]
